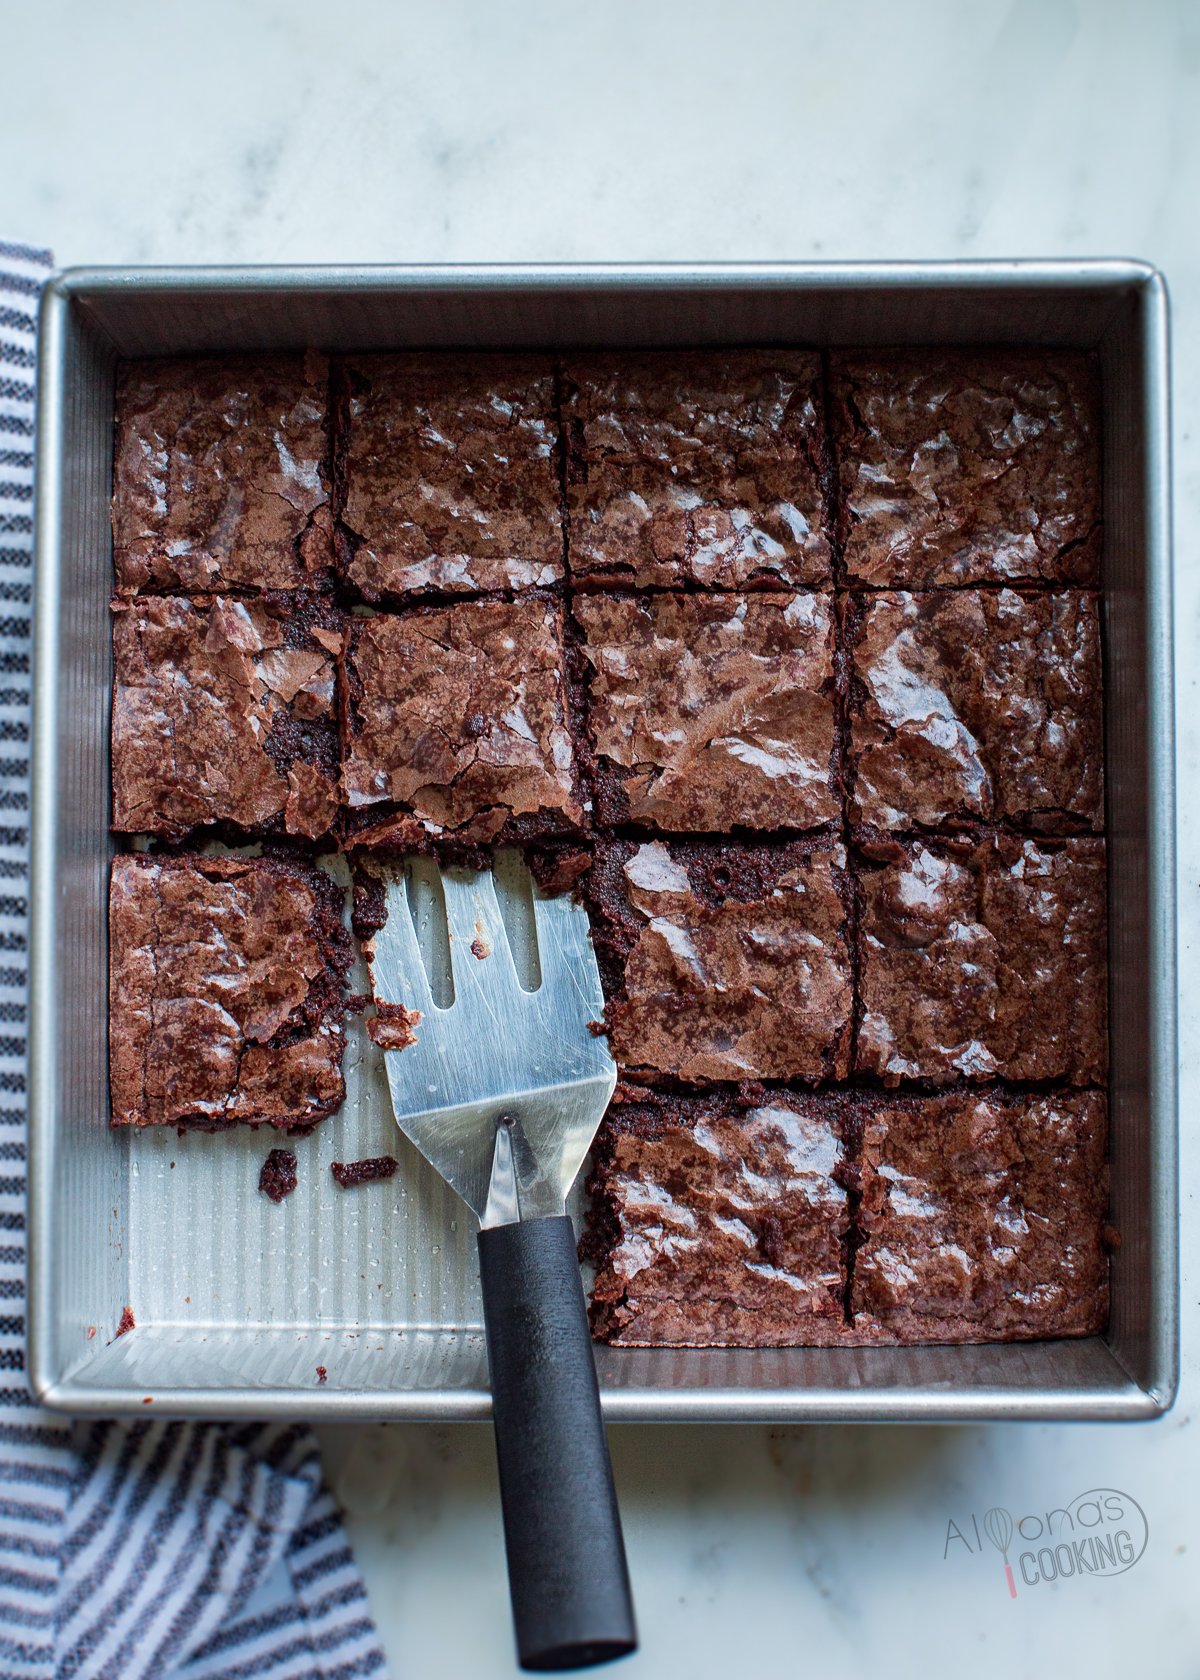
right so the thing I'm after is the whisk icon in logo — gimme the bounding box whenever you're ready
[983,1507,1018,1599]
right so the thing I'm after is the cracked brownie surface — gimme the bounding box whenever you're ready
[337,353,562,603]
[574,589,840,833]
[855,833,1107,1085]
[847,588,1104,833]
[584,838,853,1083]
[562,350,831,590]
[586,1088,852,1347]
[112,354,334,594]
[107,344,1111,1352]
[108,853,350,1130]
[831,350,1100,587]
[111,592,341,841]
[340,596,582,846]
[852,1087,1109,1341]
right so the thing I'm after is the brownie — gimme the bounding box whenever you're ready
[575,590,839,833]
[337,354,562,602]
[856,834,1107,1084]
[109,853,350,1129]
[587,1089,851,1346]
[340,597,582,847]
[586,839,852,1083]
[831,350,1101,587]
[111,593,341,840]
[562,351,831,590]
[852,1088,1109,1342]
[112,354,333,594]
[848,589,1104,833]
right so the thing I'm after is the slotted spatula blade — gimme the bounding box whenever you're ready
[362,854,636,1673]
[367,856,616,1222]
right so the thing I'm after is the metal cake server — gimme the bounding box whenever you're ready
[366,853,636,1673]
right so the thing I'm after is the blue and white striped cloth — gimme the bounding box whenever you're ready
[0,243,389,1680]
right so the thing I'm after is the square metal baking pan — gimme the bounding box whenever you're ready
[27,262,1177,1421]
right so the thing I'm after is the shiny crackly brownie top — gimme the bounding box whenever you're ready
[852,1087,1109,1341]
[563,350,831,590]
[111,592,341,841]
[340,597,581,846]
[848,588,1104,832]
[588,1088,851,1347]
[339,354,562,602]
[856,834,1108,1085]
[585,839,853,1084]
[576,589,839,833]
[108,853,349,1130]
[112,354,333,594]
[831,350,1100,587]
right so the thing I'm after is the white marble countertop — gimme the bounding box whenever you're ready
[4,1,1197,1673]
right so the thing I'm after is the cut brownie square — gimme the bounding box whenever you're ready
[340,597,582,847]
[855,834,1107,1084]
[847,589,1103,833]
[112,354,333,594]
[111,593,341,841]
[337,354,562,602]
[831,350,1101,587]
[562,351,831,590]
[587,1088,851,1346]
[574,590,839,833]
[109,853,350,1130]
[585,839,852,1083]
[852,1088,1109,1342]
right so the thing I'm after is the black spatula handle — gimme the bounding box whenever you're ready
[477,1215,637,1672]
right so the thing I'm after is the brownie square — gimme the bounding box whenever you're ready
[586,839,852,1082]
[109,853,350,1130]
[587,1088,851,1346]
[111,593,341,841]
[112,354,333,594]
[563,351,831,591]
[340,597,582,846]
[848,589,1104,833]
[852,1089,1109,1342]
[337,354,562,602]
[574,590,839,834]
[855,835,1107,1084]
[831,350,1101,587]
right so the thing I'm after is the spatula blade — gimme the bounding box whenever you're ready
[366,857,616,1223]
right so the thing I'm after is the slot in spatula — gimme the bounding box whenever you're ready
[365,852,636,1672]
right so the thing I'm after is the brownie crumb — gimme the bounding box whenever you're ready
[115,1306,136,1339]
[366,1004,422,1051]
[316,1365,328,1384]
[332,1156,400,1189]
[259,1148,299,1204]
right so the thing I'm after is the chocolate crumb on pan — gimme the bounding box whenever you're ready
[331,1157,400,1189]
[366,1003,422,1051]
[259,1148,299,1204]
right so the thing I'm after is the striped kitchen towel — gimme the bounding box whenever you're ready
[0,244,389,1680]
